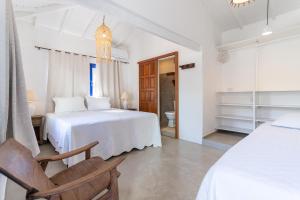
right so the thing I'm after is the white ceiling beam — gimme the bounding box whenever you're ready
[59,9,70,33]
[71,0,201,51]
[15,4,77,19]
[81,13,97,38]
[218,24,300,51]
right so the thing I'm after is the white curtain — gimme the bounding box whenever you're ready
[0,0,40,199]
[46,50,89,112]
[94,60,122,108]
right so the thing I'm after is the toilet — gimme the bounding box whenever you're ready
[165,111,175,128]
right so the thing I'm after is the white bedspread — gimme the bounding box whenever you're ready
[45,109,161,166]
[197,123,300,200]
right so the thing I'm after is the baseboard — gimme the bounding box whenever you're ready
[202,129,216,138]
[179,136,202,145]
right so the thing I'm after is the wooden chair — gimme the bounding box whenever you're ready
[0,139,125,200]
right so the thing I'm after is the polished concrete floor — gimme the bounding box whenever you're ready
[204,131,246,146]
[161,126,176,138]
[6,137,224,200]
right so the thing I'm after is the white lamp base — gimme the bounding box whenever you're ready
[28,102,36,116]
[122,101,128,110]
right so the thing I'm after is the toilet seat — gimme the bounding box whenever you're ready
[165,111,175,128]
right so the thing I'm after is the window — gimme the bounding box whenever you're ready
[89,63,96,96]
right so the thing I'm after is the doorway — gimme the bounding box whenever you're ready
[158,56,176,138]
[138,52,179,139]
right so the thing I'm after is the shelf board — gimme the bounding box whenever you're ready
[217,90,300,93]
[256,104,300,109]
[217,115,274,123]
[217,126,252,134]
[218,104,300,109]
[216,115,252,121]
[217,91,252,93]
[256,90,300,93]
[256,118,274,123]
[218,103,253,107]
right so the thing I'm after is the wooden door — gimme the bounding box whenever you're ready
[139,60,158,113]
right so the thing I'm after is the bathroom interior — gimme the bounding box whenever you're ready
[159,56,176,138]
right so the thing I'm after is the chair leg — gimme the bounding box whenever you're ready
[27,194,59,200]
[110,169,119,200]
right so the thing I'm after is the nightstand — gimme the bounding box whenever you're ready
[31,115,45,145]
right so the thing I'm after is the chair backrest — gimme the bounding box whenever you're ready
[0,139,55,193]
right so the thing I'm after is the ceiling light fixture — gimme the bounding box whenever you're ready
[96,16,112,63]
[230,0,255,8]
[262,0,272,36]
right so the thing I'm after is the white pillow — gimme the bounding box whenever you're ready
[53,96,87,113]
[85,96,111,110]
[272,113,300,130]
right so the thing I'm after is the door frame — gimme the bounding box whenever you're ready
[138,52,179,139]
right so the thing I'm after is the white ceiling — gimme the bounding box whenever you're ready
[202,0,300,31]
[12,0,300,46]
[12,0,135,47]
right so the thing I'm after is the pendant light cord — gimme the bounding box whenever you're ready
[266,0,270,25]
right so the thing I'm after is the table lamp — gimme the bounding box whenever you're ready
[27,90,37,116]
[121,92,129,109]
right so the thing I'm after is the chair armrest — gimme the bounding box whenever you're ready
[30,156,126,199]
[36,141,99,170]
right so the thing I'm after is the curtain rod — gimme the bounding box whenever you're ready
[34,46,129,64]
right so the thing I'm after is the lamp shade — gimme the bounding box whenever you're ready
[233,0,249,3]
[95,19,112,63]
[121,92,129,100]
[27,90,37,102]
[230,0,254,7]
[262,25,272,36]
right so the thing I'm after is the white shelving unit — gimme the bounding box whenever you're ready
[218,103,252,107]
[256,104,300,109]
[216,115,252,121]
[216,91,300,134]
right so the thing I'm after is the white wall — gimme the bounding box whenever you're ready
[202,37,219,137]
[16,20,97,115]
[112,0,221,137]
[219,36,300,92]
[122,29,203,144]
[0,1,7,199]
[257,38,300,91]
[220,48,256,92]
[17,21,49,115]
[17,19,129,115]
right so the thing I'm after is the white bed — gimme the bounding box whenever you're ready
[197,122,300,200]
[44,109,161,166]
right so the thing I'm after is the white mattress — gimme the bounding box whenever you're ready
[197,123,300,200]
[45,109,162,166]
